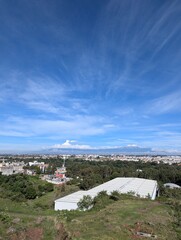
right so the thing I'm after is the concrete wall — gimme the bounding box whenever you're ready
[151,183,158,200]
[55,201,78,211]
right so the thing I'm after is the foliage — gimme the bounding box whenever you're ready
[77,195,93,210]
[0,174,54,200]
[78,191,129,212]
[38,182,54,193]
[29,157,181,191]
[24,165,42,174]
[65,159,181,189]
[110,190,121,201]
[25,186,37,199]
[159,186,181,199]
[92,191,112,210]
[0,211,12,224]
[57,209,83,222]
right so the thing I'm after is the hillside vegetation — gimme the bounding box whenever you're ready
[0,181,180,240]
[0,174,54,201]
[0,159,181,239]
[64,198,179,240]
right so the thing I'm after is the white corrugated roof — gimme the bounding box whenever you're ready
[55,191,86,203]
[55,177,158,203]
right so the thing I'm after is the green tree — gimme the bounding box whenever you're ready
[93,191,112,210]
[79,177,96,190]
[25,186,37,199]
[78,195,93,211]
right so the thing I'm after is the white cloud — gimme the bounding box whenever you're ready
[50,140,91,149]
[47,141,146,150]
[127,144,138,147]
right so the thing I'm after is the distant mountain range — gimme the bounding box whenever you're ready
[1,146,180,155]
[44,146,179,155]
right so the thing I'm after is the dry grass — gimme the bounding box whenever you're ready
[66,199,178,240]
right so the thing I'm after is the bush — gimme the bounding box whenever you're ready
[0,211,12,224]
[10,193,25,202]
[110,191,121,201]
[25,186,37,199]
[44,182,54,192]
[93,191,112,210]
[160,187,181,199]
[78,195,93,210]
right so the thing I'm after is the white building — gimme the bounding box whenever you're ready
[0,161,25,175]
[54,177,158,211]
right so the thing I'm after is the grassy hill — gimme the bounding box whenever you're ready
[0,192,180,240]
[0,180,79,240]
[64,198,179,240]
[0,174,180,239]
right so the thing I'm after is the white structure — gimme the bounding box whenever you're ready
[55,177,158,211]
[164,183,181,189]
[29,161,45,166]
[0,160,25,175]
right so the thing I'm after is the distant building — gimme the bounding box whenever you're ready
[55,165,66,179]
[0,160,24,175]
[24,169,36,175]
[55,177,158,211]
[164,183,181,189]
[45,157,68,184]
[0,166,14,175]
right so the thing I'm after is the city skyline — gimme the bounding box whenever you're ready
[0,0,181,153]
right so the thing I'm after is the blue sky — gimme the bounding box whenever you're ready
[0,0,181,153]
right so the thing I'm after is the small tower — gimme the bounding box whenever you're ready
[55,156,67,180]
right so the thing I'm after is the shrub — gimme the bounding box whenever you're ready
[0,211,12,224]
[110,191,121,201]
[78,195,93,210]
[93,191,112,210]
[25,186,37,199]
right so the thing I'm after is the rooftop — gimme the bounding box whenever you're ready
[55,177,158,204]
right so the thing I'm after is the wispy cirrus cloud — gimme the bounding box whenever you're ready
[0,72,92,116]
[0,115,117,139]
[146,90,181,114]
[0,0,181,152]
[19,77,65,114]
[91,0,181,96]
